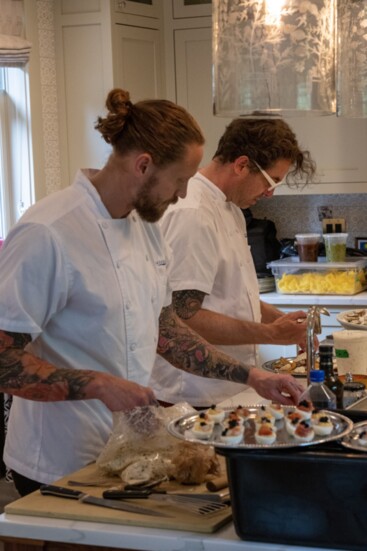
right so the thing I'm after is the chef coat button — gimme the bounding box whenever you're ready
[102,222,108,229]
[146,255,149,261]
[130,343,136,351]
[116,261,121,269]
[132,216,136,222]
[126,302,130,310]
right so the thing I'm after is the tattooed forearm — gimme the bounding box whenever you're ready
[172,290,206,320]
[0,330,95,401]
[158,306,250,384]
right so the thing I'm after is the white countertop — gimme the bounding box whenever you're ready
[0,512,349,551]
[260,291,367,307]
[0,388,350,551]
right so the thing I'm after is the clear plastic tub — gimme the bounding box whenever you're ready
[267,257,367,295]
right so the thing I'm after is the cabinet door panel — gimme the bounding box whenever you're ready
[114,25,162,100]
[174,27,227,165]
[61,24,112,182]
[280,117,367,194]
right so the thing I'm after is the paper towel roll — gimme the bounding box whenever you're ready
[333,330,367,375]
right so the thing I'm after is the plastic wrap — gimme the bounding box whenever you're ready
[96,402,222,485]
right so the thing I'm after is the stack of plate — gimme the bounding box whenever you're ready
[257,274,275,293]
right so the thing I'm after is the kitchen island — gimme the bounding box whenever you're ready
[0,292,363,551]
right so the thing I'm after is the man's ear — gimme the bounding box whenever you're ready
[233,155,250,175]
[135,153,152,175]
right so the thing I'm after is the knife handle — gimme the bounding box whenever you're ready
[102,488,151,499]
[40,484,83,499]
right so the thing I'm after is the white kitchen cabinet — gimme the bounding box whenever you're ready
[169,20,367,193]
[55,0,163,187]
[55,0,367,195]
[113,24,163,101]
[172,0,212,19]
[174,26,226,166]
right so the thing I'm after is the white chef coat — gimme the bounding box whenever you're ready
[149,173,261,407]
[1,169,172,483]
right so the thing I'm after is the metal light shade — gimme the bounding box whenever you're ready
[337,0,367,117]
[213,0,336,117]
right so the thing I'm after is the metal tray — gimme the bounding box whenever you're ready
[341,420,367,452]
[262,357,307,378]
[167,406,353,450]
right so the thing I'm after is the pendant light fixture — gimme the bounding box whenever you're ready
[213,0,336,117]
[337,0,367,117]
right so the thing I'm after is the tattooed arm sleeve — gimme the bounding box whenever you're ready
[172,289,206,320]
[157,305,251,384]
[0,330,96,401]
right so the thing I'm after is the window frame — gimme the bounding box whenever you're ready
[0,66,34,238]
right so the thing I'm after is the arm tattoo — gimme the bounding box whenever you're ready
[172,289,206,320]
[0,330,95,401]
[158,306,250,384]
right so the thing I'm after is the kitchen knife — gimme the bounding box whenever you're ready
[39,484,172,518]
[102,488,230,503]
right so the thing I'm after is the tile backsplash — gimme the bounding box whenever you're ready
[251,193,367,249]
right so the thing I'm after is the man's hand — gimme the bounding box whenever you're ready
[247,368,304,405]
[90,372,158,412]
[269,310,308,345]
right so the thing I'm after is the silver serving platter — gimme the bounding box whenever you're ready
[341,420,367,452]
[262,357,307,378]
[167,406,353,450]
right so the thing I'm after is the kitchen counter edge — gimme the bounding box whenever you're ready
[260,291,367,307]
[0,512,348,551]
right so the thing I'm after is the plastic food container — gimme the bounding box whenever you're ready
[295,233,321,262]
[323,232,348,262]
[267,257,367,295]
[333,330,367,375]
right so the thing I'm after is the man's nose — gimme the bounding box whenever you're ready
[178,182,188,199]
[263,188,275,198]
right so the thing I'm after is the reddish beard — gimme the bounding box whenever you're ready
[134,176,178,222]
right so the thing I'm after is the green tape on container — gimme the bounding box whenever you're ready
[335,349,349,358]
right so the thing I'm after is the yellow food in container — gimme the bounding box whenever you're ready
[268,258,367,295]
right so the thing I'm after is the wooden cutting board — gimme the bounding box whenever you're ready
[5,463,232,533]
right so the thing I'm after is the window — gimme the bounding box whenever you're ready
[0,66,34,239]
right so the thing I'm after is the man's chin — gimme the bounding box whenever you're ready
[136,205,169,223]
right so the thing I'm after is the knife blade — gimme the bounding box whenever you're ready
[39,484,172,518]
[102,488,230,503]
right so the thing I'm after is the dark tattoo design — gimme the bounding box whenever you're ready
[0,330,95,401]
[158,306,249,384]
[172,289,206,320]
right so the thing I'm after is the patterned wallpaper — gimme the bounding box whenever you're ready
[35,0,62,195]
[251,193,367,249]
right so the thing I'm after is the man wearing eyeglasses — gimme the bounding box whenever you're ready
[150,118,317,408]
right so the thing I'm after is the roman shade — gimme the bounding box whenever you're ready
[0,0,31,66]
